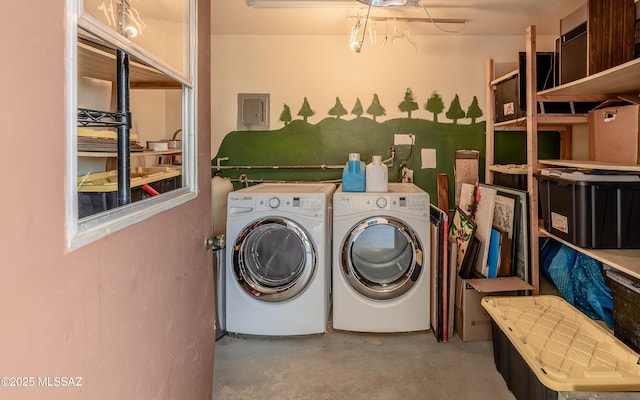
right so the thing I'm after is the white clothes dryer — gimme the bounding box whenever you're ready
[225,182,336,335]
[332,183,430,332]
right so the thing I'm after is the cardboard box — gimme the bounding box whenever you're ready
[589,96,640,165]
[455,276,533,341]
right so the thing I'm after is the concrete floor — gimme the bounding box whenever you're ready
[213,326,516,400]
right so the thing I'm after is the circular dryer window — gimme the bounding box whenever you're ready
[341,217,423,300]
[233,218,316,302]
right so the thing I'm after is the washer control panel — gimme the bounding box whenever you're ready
[268,197,281,209]
[334,193,430,215]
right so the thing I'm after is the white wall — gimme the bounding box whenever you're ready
[138,18,190,76]
[128,89,183,167]
[571,124,589,160]
[211,33,558,157]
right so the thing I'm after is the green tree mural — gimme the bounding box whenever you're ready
[351,98,364,118]
[328,97,348,119]
[366,94,386,122]
[425,91,445,123]
[398,88,419,119]
[466,96,483,124]
[297,97,315,123]
[279,104,292,126]
[446,94,465,125]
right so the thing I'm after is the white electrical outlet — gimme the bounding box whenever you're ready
[394,133,415,145]
[405,169,414,183]
[401,168,414,183]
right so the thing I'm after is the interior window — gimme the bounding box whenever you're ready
[81,0,190,77]
[67,1,196,248]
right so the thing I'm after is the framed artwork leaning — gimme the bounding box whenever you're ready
[459,183,497,278]
[448,206,476,276]
[480,183,530,284]
[492,191,519,277]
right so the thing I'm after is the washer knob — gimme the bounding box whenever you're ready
[268,197,281,208]
[376,197,388,208]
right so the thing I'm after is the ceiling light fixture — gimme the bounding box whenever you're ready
[98,0,146,38]
[350,3,373,53]
[246,0,419,8]
[357,0,409,6]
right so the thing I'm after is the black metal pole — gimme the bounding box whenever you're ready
[117,49,131,206]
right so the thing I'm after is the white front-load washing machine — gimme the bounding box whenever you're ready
[332,183,430,333]
[226,182,336,335]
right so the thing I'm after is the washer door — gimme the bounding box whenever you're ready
[233,217,316,302]
[341,217,423,300]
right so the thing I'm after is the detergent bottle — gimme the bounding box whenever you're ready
[366,155,388,192]
[342,153,366,192]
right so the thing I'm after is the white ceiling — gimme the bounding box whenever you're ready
[211,0,587,36]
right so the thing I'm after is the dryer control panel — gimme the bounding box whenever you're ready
[255,195,326,217]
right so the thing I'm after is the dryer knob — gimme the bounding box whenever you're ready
[376,197,388,208]
[268,197,281,208]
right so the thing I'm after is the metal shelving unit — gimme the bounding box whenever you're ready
[77,108,127,128]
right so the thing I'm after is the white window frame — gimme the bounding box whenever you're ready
[66,0,198,249]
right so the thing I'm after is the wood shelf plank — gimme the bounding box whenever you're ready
[538,56,640,97]
[541,229,640,281]
[78,150,182,158]
[488,164,527,174]
[494,117,527,131]
[78,40,181,89]
[538,159,640,172]
[494,114,588,131]
[537,114,588,125]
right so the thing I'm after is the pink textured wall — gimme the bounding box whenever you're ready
[0,1,214,399]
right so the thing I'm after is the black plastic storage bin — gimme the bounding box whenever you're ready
[605,269,640,353]
[490,320,557,400]
[482,295,640,396]
[493,172,527,191]
[491,165,528,191]
[148,175,181,194]
[78,186,146,218]
[77,167,182,218]
[537,170,640,249]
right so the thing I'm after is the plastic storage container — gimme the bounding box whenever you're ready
[605,269,640,353]
[482,295,640,398]
[77,166,182,218]
[537,169,640,249]
[365,155,388,192]
[342,153,366,192]
[490,164,528,191]
[212,176,234,236]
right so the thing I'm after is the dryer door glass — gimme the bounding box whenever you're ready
[233,218,315,302]
[341,217,423,300]
[246,225,305,286]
